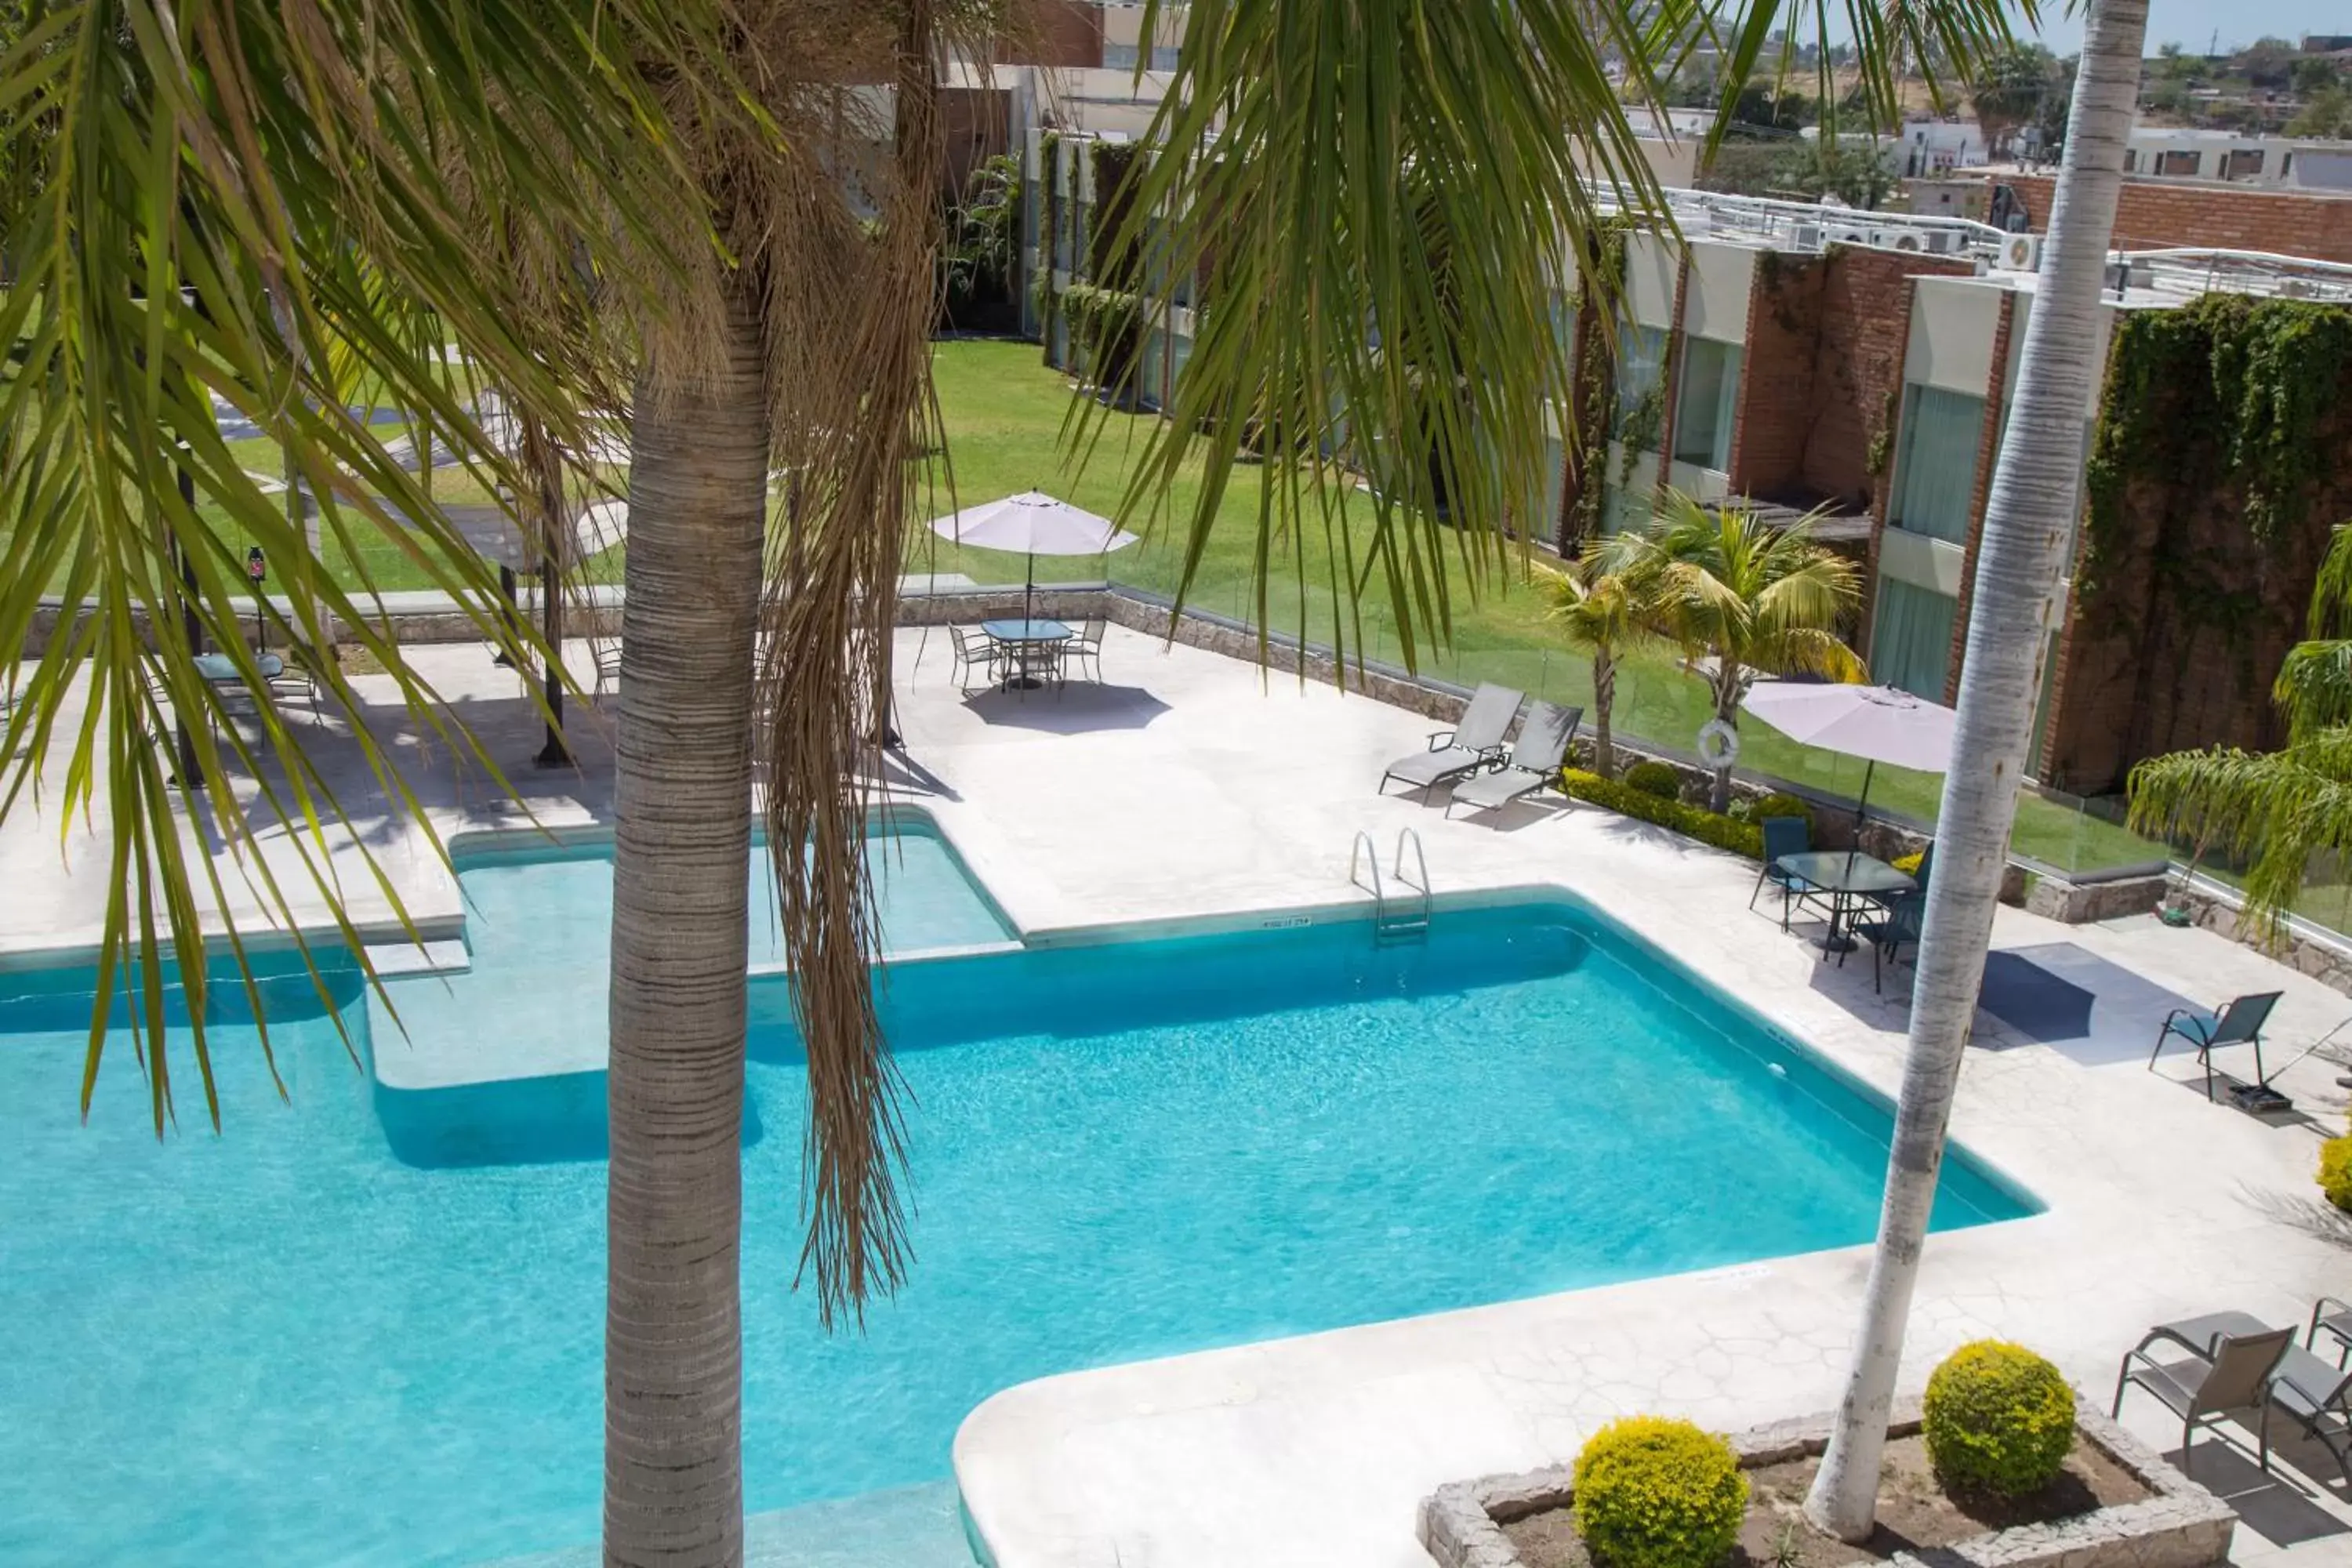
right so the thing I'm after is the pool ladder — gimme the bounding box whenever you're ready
[1350,828,1432,945]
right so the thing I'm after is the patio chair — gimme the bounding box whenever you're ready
[1379,683,1523,800]
[2312,1296,2352,1370]
[2112,1319,2293,1476]
[2149,989,2283,1102]
[2266,1340,2352,1484]
[1748,817,1820,931]
[1059,616,1108,685]
[1849,889,1926,995]
[948,626,1001,695]
[1445,702,1582,818]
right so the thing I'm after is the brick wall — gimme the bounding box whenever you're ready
[1804,248,1973,511]
[1999,173,2352,266]
[996,0,1105,67]
[1726,255,1824,500]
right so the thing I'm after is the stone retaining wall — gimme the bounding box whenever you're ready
[1420,1403,2233,1568]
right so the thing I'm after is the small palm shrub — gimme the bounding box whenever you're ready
[1572,1416,1748,1568]
[1922,1341,2076,1497]
[2321,1131,2352,1211]
[1623,760,1685,800]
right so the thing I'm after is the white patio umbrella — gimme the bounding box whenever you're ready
[928,491,1139,626]
[1740,680,1958,830]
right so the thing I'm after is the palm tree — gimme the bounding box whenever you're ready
[2127,521,2352,946]
[3,3,2020,1564]
[1538,542,1658,780]
[1617,492,1863,811]
[1803,0,2154,1541]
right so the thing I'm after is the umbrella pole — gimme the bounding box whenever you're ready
[1023,552,1036,628]
[1847,760,1875,877]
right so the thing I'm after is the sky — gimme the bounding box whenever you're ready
[2021,0,2343,56]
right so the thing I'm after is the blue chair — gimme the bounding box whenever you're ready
[1748,817,1819,931]
[1840,843,1933,992]
[2151,991,2284,1102]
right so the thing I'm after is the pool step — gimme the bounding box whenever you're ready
[361,936,471,978]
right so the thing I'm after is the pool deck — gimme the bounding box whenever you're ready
[9,624,2352,1566]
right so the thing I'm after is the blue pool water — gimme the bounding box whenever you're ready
[0,888,2033,1567]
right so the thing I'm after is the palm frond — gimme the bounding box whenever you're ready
[2130,731,2352,947]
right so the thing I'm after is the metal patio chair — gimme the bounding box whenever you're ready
[2112,1318,2293,1476]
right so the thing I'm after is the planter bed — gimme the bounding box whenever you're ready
[1421,1403,2234,1568]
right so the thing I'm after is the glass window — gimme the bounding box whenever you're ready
[1103,42,1139,70]
[1600,482,1652,539]
[1150,45,1181,71]
[1548,292,1575,368]
[2156,149,2201,177]
[1612,325,1668,443]
[2223,148,2263,180]
[1871,578,1958,701]
[1672,338,1742,472]
[1140,326,1167,411]
[1070,198,1092,277]
[1167,332,1195,405]
[1052,187,1076,272]
[1050,312,1069,371]
[1889,384,1985,543]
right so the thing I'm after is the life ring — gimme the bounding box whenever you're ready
[1696,720,1741,769]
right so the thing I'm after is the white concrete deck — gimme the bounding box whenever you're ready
[8,623,2352,1568]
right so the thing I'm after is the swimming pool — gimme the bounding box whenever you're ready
[0,885,2033,1566]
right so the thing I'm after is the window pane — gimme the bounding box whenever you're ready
[1612,325,1667,442]
[1673,339,1742,471]
[1150,45,1180,70]
[1889,385,1985,543]
[1871,578,1958,700]
[1102,42,1138,70]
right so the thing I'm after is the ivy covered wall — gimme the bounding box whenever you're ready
[2044,294,2352,793]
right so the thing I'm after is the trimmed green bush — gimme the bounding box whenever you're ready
[1623,760,1685,800]
[1751,792,1815,829]
[1922,1341,2076,1497]
[1560,769,1766,859]
[1572,1416,1748,1568]
[2321,1133,2352,1211]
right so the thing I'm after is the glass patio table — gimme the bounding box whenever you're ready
[1773,850,1916,956]
[980,618,1071,692]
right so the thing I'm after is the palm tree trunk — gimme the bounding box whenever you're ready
[1804,0,2146,1541]
[1709,658,1741,811]
[1593,650,1617,779]
[604,280,770,1568]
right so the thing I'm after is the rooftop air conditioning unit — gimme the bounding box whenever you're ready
[1830,224,1873,248]
[1792,223,1824,251]
[1993,232,2042,274]
[1877,227,1929,252]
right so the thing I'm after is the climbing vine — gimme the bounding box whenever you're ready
[1615,385,1665,485]
[1863,388,1898,478]
[2080,292,2352,662]
[1567,220,1632,543]
[1035,130,1063,365]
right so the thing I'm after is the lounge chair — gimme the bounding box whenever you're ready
[2149,989,2283,1102]
[1379,683,1523,799]
[1446,702,1582,818]
[1748,817,1820,931]
[2112,1315,2293,1475]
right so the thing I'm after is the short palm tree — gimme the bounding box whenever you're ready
[1617,492,1864,810]
[1538,542,1657,780]
[2127,520,2352,946]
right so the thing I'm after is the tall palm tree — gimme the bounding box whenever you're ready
[1804,0,2152,1540]
[1617,492,1864,810]
[2128,520,2352,947]
[3,4,2019,1566]
[1538,542,1658,780]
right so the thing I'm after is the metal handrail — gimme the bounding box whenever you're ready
[1392,827,1432,930]
[1349,829,1384,906]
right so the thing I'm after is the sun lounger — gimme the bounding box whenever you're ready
[1446,702,1582,818]
[1379,683,1523,799]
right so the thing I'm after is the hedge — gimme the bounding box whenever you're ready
[1560,769,1766,859]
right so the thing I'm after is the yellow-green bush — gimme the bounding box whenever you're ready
[1623,760,1686,800]
[2321,1132,2352,1211]
[1560,770,1766,859]
[1922,1341,2076,1497]
[1751,792,1815,828]
[1572,1416,1748,1568]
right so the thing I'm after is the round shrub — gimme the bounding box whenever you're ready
[1624,760,1684,800]
[2321,1133,2352,1211]
[1572,1416,1748,1568]
[1751,792,1815,828]
[1922,1341,2076,1497]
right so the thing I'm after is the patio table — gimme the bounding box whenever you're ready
[1773,850,1915,956]
[982,617,1071,692]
